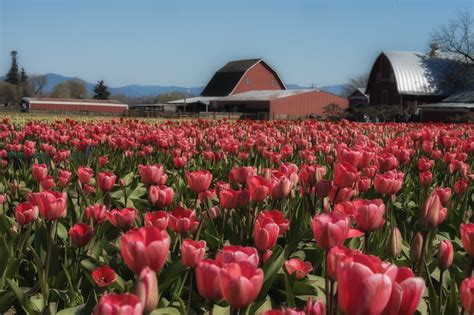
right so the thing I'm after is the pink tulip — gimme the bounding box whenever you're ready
[195,259,223,301]
[185,170,213,193]
[106,208,137,229]
[97,171,117,192]
[15,202,38,225]
[461,277,474,314]
[461,224,474,257]
[148,185,174,208]
[219,261,264,309]
[121,226,171,274]
[138,164,165,185]
[29,190,67,221]
[284,258,313,279]
[32,163,48,182]
[181,239,206,268]
[312,211,349,252]
[420,193,447,229]
[437,240,453,271]
[216,245,259,268]
[93,293,143,315]
[144,211,169,230]
[77,166,94,185]
[86,204,107,224]
[353,199,385,232]
[168,207,199,234]
[136,266,159,313]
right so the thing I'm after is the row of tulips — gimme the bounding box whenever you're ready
[0,116,472,314]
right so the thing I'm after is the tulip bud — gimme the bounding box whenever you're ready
[437,240,453,271]
[136,267,159,313]
[387,227,402,259]
[409,233,424,265]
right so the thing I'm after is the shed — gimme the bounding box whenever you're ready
[419,91,474,122]
[212,89,348,120]
[22,97,128,115]
[348,88,369,106]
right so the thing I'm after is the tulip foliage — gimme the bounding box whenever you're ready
[0,115,473,315]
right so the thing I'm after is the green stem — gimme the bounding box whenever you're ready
[438,269,444,315]
[186,270,193,313]
[364,231,371,254]
[43,221,55,306]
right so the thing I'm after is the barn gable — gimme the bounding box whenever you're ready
[201,58,286,96]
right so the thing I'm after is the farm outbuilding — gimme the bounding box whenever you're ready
[22,97,129,115]
[169,58,286,112]
[366,50,451,110]
[348,88,369,106]
[211,89,348,120]
[419,91,474,123]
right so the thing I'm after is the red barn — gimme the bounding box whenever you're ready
[169,58,286,112]
[22,97,128,115]
[212,89,348,120]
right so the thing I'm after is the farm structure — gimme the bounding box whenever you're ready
[22,97,128,115]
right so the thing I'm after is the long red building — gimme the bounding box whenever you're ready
[22,97,129,115]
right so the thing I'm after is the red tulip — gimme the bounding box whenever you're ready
[312,212,349,252]
[253,214,280,251]
[418,157,434,172]
[437,240,453,271]
[195,259,223,301]
[58,170,72,188]
[434,187,451,205]
[168,207,199,234]
[181,239,206,267]
[219,188,241,209]
[420,193,447,229]
[86,204,107,224]
[315,179,333,198]
[377,153,399,172]
[40,176,56,190]
[121,226,171,273]
[136,266,159,313]
[216,245,259,268]
[374,171,404,195]
[338,146,363,168]
[419,171,432,186]
[185,170,213,193]
[15,202,38,225]
[219,261,264,309]
[353,199,385,232]
[257,210,289,235]
[29,190,67,221]
[144,211,169,230]
[32,163,48,182]
[383,267,425,315]
[337,253,395,315]
[327,246,358,281]
[198,189,216,202]
[461,277,474,314]
[106,208,137,229]
[334,162,359,188]
[306,299,326,315]
[329,186,355,203]
[77,166,94,185]
[271,176,293,199]
[93,293,143,315]
[299,164,326,189]
[229,166,257,185]
[91,265,116,287]
[173,156,187,169]
[148,185,174,208]
[69,223,93,247]
[97,171,117,192]
[98,156,108,168]
[284,258,313,279]
[247,176,272,202]
[138,164,165,185]
[461,224,474,257]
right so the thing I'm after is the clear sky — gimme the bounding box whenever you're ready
[0,0,473,88]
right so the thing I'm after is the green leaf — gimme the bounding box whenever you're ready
[6,278,41,315]
[56,304,86,315]
[57,222,69,242]
[257,246,286,301]
[149,307,181,315]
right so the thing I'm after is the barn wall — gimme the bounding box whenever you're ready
[269,91,348,119]
[367,54,401,106]
[30,103,127,114]
[232,63,285,95]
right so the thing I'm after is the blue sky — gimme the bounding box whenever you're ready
[0,0,472,88]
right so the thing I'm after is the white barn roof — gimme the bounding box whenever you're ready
[379,51,453,96]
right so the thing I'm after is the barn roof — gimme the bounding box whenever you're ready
[200,58,286,96]
[442,90,474,103]
[167,96,220,106]
[215,89,335,102]
[371,51,453,96]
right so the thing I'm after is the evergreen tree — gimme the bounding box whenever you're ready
[5,51,20,85]
[93,80,111,100]
[20,68,28,83]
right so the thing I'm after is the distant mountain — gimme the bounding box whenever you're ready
[41,73,203,97]
[4,73,346,97]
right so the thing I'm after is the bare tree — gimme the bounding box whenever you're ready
[341,73,369,97]
[430,9,474,92]
[323,102,344,117]
[29,74,48,96]
[431,10,474,63]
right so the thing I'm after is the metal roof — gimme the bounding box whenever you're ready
[419,102,474,109]
[214,89,318,102]
[167,96,220,106]
[442,90,474,103]
[22,97,128,107]
[381,51,452,95]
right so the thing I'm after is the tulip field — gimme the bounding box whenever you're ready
[0,115,473,315]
